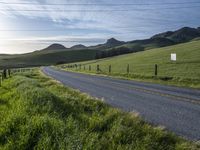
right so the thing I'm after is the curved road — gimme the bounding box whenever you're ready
[42,67,200,141]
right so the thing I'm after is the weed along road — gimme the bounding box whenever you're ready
[42,67,200,141]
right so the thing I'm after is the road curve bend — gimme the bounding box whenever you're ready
[42,67,200,141]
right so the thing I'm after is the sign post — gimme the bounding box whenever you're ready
[171,53,176,61]
[155,64,158,76]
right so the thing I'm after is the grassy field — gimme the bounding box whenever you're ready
[0,70,199,149]
[60,40,200,88]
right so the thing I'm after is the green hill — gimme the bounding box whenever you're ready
[1,26,200,69]
[0,49,97,69]
[91,27,200,59]
[61,40,200,88]
[152,27,200,43]
[41,43,67,51]
[70,44,87,49]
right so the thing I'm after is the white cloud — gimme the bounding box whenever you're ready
[0,0,143,33]
[1,0,200,53]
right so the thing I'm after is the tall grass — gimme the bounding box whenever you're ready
[0,70,199,149]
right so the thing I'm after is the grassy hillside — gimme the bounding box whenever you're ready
[0,70,198,149]
[60,40,200,88]
[117,37,176,51]
[152,27,200,43]
[0,49,97,69]
[1,27,199,69]
[95,27,200,59]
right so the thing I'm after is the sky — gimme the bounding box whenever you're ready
[0,0,200,54]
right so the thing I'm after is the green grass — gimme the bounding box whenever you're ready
[60,40,200,88]
[0,70,199,149]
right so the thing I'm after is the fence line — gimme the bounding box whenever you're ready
[63,63,160,77]
[0,68,33,87]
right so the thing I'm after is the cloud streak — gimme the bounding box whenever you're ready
[0,0,200,53]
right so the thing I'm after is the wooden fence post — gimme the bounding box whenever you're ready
[8,69,11,77]
[109,65,111,74]
[84,65,85,70]
[0,74,2,87]
[89,65,91,71]
[3,69,7,79]
[97,65,100,72]
[155,64,158,76]
[127,64,129,74]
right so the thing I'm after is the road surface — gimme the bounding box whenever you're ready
[42,67,200,141]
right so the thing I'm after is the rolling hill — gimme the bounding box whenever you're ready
[70,44,87,49]
[41,43,67,51]
[0,49,98,69]
[152,27,200,43]
[0,26,200,69]
[62,39,200,88]
[99,27,200,52]
[88,38,125,50]
[92,27,200,59]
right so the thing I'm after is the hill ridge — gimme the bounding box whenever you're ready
[42,43,67,51]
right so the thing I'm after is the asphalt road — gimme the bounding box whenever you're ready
[42,67,200,141]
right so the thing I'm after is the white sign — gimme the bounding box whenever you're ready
[171,53,176,61]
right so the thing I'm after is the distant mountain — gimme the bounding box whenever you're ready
[88,38,125,50]
[96,27,200,59]
[105,38,125,47]
[88,38,126,50]
[42,44,67,51]
[1,26,200,68]
[95,27,200,59]
[151,27,200,43]
[128,37,176,49]
[96,37,176,59]
[70,44,87,49]
[0,49,98,69]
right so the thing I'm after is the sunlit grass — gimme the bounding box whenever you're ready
[0,70,199,149]
[60,40,200,88]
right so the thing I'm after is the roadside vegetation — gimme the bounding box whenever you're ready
[0,69,199,149]
[59,40,200,89]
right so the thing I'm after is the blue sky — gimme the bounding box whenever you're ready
[0,0,200,54]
